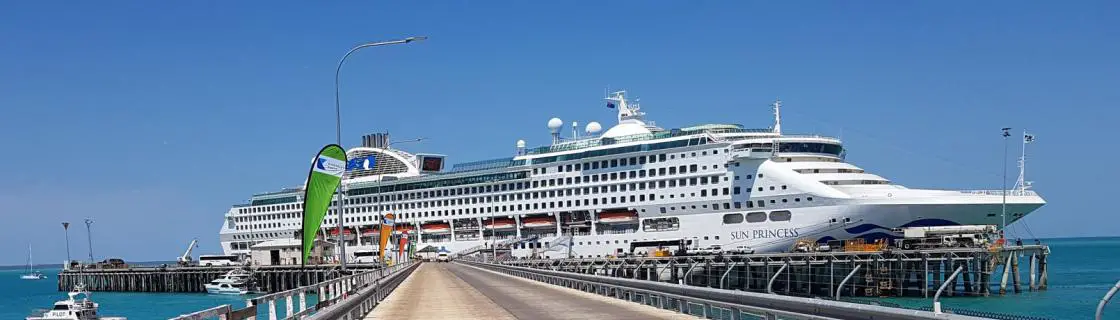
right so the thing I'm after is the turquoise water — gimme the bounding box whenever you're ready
[881,237,1120,319]
[3,237,1119,319]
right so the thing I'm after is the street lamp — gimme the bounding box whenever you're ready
[62,222,71,267]
[84,219,94,263]
[334,36,427,271]
[1001,127,1011,243]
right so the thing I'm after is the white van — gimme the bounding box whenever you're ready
[436,252,450,262]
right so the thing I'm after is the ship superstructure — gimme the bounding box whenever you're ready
[218,91,1045,260]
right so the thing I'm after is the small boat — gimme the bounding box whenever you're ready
[21,243,47,280]
[26,284,126,320]
[204,269,254,295]
[483,218,516,230]
[522,217,556,228]
[598,210,639,223]
[421,223,451,234]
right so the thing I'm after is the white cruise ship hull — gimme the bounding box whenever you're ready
[215,92,1047,262]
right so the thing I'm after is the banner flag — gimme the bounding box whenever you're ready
[379,213,394,262]
[300,144,347,265]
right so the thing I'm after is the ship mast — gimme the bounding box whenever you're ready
[1015,130,1034,195]
[770,99,782,159]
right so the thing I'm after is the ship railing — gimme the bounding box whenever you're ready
[959,190,1039,197]
[458,260,981,320]
[172,261,419,320]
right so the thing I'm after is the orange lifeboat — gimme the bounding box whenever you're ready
[598,211,639,223]
[484,218,516,230]
[328,228,354,236]
[393,225,415,234]
[421,223,451,234]
[522,217,556,228]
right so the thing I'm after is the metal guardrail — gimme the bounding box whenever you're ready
[305,262,419,320]
[461,260,987,320]
[1099,280,1120,320]
[170,261,418,320]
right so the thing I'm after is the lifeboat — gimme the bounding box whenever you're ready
[328,228,354,236]
[598,211,639,223]
[522,217,556,228]
[362,228,378,236]
[484,218,516,230]
[421,223,451,234]
[393,225,415,234]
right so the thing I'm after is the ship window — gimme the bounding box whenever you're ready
[757,187,763,192]
[611,159,618,167]
[723,213,743,224]
[746,212,766,223]
[592,162,599,169]
[659,154,666,161]
[807,197,814,201]
[769,186,775,191]
[756,200,765,208]
[769,210,792,221]
[758,173,764,178]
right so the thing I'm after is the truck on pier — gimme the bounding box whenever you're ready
[892,225,996,250]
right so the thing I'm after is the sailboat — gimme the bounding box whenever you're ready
[21,243,47,280]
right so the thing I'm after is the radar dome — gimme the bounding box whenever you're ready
[586,121,603,134]
[516,140,526,148]
[547,118,563,132]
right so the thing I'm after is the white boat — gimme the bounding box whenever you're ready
[204,269,253,295]
[216,90,1046,259]
[21,243,47,280]
[26,284,126,320]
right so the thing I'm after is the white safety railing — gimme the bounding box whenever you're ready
[170,261,418,320]
[460,260,987,320]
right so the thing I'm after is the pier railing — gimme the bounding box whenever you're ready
[170,261,419,320]
[460,260,986,320]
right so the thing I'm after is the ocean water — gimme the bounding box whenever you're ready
[3,237,1119,319]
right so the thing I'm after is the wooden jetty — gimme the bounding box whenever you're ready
[500,244,1049,299]
[57,264,379,293]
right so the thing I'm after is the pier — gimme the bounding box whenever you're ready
[58,264,379,293]
[498,245,1050,299]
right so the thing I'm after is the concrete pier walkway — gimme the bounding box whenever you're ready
[364,262,695,320]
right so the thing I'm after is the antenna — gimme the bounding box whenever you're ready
[772,99,783,135]
[1015,129,1033,195]
[571,121,579,139]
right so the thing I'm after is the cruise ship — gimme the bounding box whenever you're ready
[218,91,1045,260]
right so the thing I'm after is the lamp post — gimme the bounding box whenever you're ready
[62,222,71,267]
[334,36,427,271]
[84,219,94,263]
[1001,127,1011,243]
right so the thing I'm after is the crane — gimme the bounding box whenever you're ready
[178,238,199,266]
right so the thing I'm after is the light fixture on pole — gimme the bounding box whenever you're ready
[84,218,94,263]
[1001,127,1011,243]
[62,222,71,267]
[333,36,427,271]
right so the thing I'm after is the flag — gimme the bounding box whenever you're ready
[607,102,616,109]
[300,144,347,265]
[378,213,394,263]
[399,233,409,260]
[1024,133,1035,143]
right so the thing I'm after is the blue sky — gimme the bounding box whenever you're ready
[0,1,1116,265]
